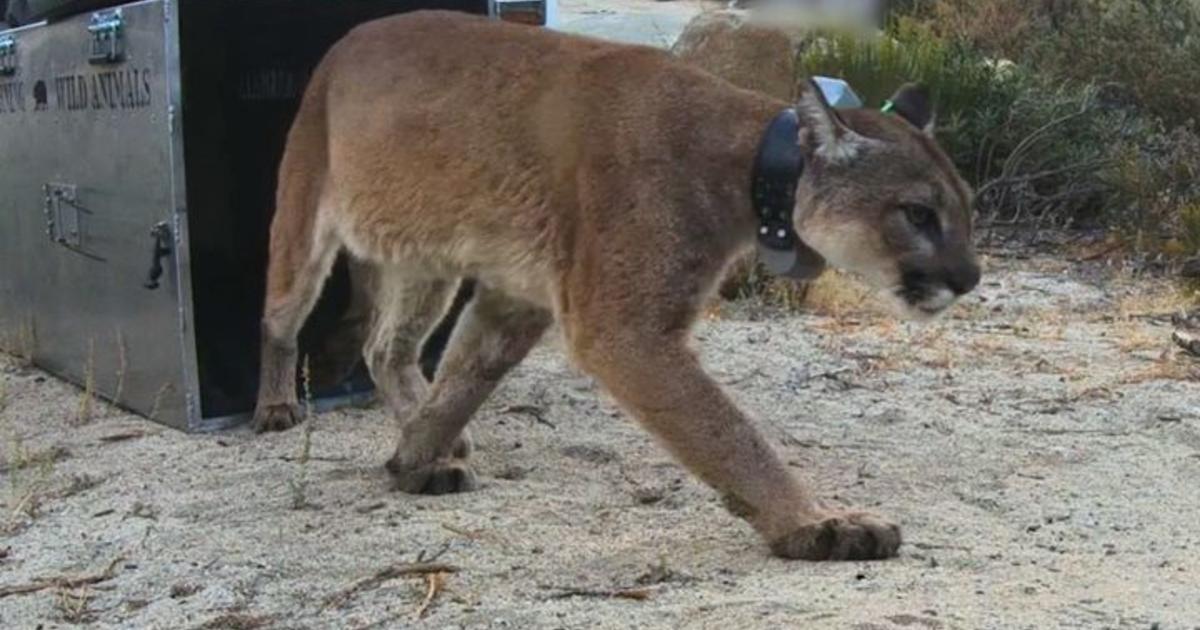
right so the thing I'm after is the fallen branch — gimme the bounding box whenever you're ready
[911,542,972,552]
[322,562,459,611]
[0,555,124,599]
[98,430,157,443]
[502,405,554,429]
[278,454,349,463]
[543,586,654,601]
[1010,427,1130,437]
[440,522,510,549]
[192,613,276,630]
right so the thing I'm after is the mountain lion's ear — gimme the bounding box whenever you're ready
[796,78,868,164]
[884,83,935,134]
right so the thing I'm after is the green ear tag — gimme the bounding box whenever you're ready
[880,100,896,114]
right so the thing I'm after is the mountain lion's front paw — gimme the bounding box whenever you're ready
[385,455,478,495]
[254,402,303,433]
[770,511,901,561]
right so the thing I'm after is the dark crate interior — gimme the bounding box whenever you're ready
[179,0,483,418]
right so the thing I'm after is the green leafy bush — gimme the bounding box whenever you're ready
[803,3,1200,245]
[1032,0,1200,129]
[894,0,1200,130]
[796,23,1124,226]
[1108,124,1200,241]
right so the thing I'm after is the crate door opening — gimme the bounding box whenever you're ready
[183,0,487,422]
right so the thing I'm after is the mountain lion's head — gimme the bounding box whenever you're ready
[792,82,980,319]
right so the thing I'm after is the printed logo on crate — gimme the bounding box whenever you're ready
[52,67,151,110]
[0,67,152,115]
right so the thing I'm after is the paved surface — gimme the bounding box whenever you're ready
[556,0,712,47]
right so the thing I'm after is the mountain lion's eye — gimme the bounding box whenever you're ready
[903,204,938,230]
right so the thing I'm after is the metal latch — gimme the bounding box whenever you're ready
[0,35,15,76]
[491,0,546,25]
[43,184,83,248]
[144,222,172,290]
[88,9,125,64]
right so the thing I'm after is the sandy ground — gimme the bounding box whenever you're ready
[2,251,1199,630]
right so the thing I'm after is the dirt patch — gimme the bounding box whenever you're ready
[1,254,1197,629]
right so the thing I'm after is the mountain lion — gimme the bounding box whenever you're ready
[253,11,979,560]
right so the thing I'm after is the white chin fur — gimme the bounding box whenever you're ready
[884,287,956,322]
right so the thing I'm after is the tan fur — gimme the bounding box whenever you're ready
[252,11,978,560]
[672,10,810,300]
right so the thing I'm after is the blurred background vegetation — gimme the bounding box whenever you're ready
[798,0,1200,261]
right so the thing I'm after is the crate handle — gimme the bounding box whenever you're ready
[88,9,125,65]
[144,222,172,290]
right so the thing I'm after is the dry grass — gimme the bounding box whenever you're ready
[1101,281,1194,354]
[1114,284,1194,320]
[289,357,316,511]
[0,319,37,368]
[54,584,96,624]
[5,465,54,524]
[966,335,1009,355]
[1113,322,1165,353]
[1119,351,1200,384]
[113,329,127,404]
[73,339,97,426]
[1020,308,1068,341]
[793,271,878,317]
[915,345,956,370]
[2,422,97,530]
[3,431,61,525]
[719,257,882,318]
[147,382,174,422]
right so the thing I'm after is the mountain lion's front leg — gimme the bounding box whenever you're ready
[568,322,900,560]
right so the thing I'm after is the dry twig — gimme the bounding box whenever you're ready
[413,570,448,620]
[0,555,124,599]
[322,562,459,611]
[542,585,655,601]
[502,404,554,428]
[98,430,156,443]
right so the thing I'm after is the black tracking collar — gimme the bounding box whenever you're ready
[752,109,823,279]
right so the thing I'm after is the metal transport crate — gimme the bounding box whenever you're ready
[0,0,539,431]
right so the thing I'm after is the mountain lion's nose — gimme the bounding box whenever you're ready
[947,262,981,296]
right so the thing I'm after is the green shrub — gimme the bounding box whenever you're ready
[798,6,1200,241]
[796,20,1003,123]
[895,0,1049,60]
[1108,125,1200,241]
[796,23,1126,226]
[894,0,1200,128]
[1181,203,1200,255]
[1034,0,1200,129]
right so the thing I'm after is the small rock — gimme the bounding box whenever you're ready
[169,582,203,599]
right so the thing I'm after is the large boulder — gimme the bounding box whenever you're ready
[670,10,804,100]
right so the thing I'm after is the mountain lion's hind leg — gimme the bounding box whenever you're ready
[362,270,472,454]
[254,203,340,433]
[386,286,551,494]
